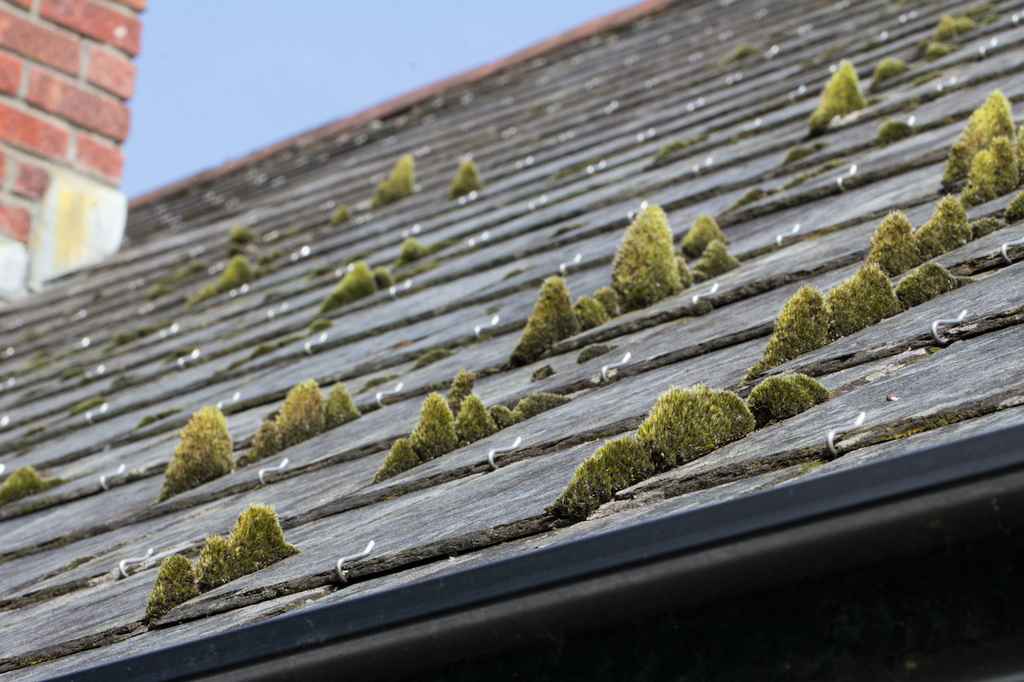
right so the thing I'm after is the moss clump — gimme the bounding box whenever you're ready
[249,418,282,462]
[729,188,770,211]
[961,136,1019,207]
[69,395,106,416]
[681,214,727,258]
[0,466,60,506]
[489,405,517,429]
[611,205,682,311]
[635,385,754,467]
[970,216,1005,238]
[825,265,901,338]
[449,159,482,199]
[188,255,253,307]
[1006,191,1024,222]
[532,365,555,381]
[324,384,360,429]
[195,534,236,591]
[374,437,419,482]
[511,392,571,422]
[396,237,429,266]
[454,394,498,444]
[915,195,971,259]
[924,41,956,61]
[692,239,739,281]
[409,393,459,461]
[159,406,234,501]
[414,347,452,369]
[371,153,415,208]
[865,211,923,276]
[934,13,976,41]
[577,344,613,364]
[146,555,198,622]
[943,91,1015,187]
[550,436,654,521]
[782,143,825,166]
[230,504,298,575]
[574,296,609,331]
[876,120,914,146]
[676,256,694,289]
[747,374,830,428]
[320,261,377,314]
[809,60,866,134]
[308,318,332,334]
[447,369,476,416]
[330,205,350,225]
[870,57,906,90]
[747,286,833,379]
[510,276,580,366]
[372,266,393,289]
[651,133,708,166]
[895,263,960,308]
[721,43,760,65]
[593,286,621,317]
[275,380,326,449]
[229,225,254,245]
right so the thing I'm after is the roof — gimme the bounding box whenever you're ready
[2,0,1024,678]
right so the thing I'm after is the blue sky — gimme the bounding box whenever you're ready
[123,1,630,198]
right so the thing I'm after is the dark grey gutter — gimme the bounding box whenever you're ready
[54,421,1024,681]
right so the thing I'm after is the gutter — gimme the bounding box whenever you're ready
[57,421,1024,681]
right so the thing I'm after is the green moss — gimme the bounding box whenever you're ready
[577,344,613,364]
[276,380,325,449]
[870,57,907,90]
[371,153,415,208]
[329,205,350,225]
[229,225,254,245]
[324,384,360,428]
[396,237,429,266]
[413,347,451,370]
[373,437,419,482]
[747,286,833,379]
[0,466,60,506]
[934,14,975,41]
[692,239,739,281]
[550,436,654,521]
[970,216,1005,238]
[574,296,609,331]
[651,134,708,167]
[964,1,999,23]
[358,373,399,395]
[924,40,956,61]
[876,119,914,146]
[729,188,770,211]
[611,205,682,311]
[510,276,580,366]
[865,211,923,276]
[454,394,498,444]
[961,136,1019,207]
[372,266,393,289]
[187,255,253,307]
[825,265,902,338]
[943,91,1015,187]
[230,504,298,575]
[320,261,377,314]
[307,318,333,334]
[110,325,158,347]
[449,159,483,199]
[915,195,971,259]
[195,534,236,591]
[532,365,555,381]
[681,214,727,258]
[447,369,476,416]
[136,409,180,430]
[635,385,754,467]
[489,405,516,429]
[747,374,830,428]
[1006,191,1024,222]
[809,60,866,134]
[159,406,234,501]
[511,392,570,422]
[676,256,694,289]
[782,142,825,166]
[895,263,960,308]
[249,418,282,462]
[146,555,198,622]
[721,43,760,65]
[69,395,106,416]
[593,286,621,318]
[409,392,459,461]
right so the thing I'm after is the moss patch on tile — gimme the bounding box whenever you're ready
[447,369,476,416]
[870,57,907,90]
[574,295,609,331]
[396,237,429,267]
[577,343,613,364]
[782,142,826,166]
[681,213,727,258]
[0,466,61,506]
[454,394,498,444]
[651,133,708,167]
[187,255,253,307]
[825,265,901,338]
[146,555,198,622]
[747,374,829,428]
[373,437,419,483]
[159,406,234,501]
[329,205,350,225]
[414,347,452,369]
[747,286,833,379]
[961,136,1019,207]
[876,119,914,146]
[692,239,739,282]
[449,159,483,199]
[371,154,415,208]
[409,392,460,461]
[915,195,971,259]
[865,211,923,276]
[510,276,580,366]
[249,418,282,462]
[924,41,956,61]
[1006,191,1024,222]
[320,261,377,314]
[943,90,1015,187]
[611,205,682,311]
[933,13,975,41]
[372,266,393,289]
[809,60,866,134]
[324,383,360,428]
[550,436,654,521]
[895,263,960,308]
[276,379,325,449]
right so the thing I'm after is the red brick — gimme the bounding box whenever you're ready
[86,45,134,98]
[110,0,145,11]
[28,70,129,141]
[0,102,68,159]
[0,149,5,184]
[3,1,33,10]
[0,50,20,94]
[0,8,80,75]
[40,0,140,56]
[0,203,31,242]
[76,131,122,182]
[13,161,50,199]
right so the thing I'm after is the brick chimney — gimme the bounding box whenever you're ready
[0,0,142,298]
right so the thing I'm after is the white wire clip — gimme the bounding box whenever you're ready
[931,309,967,345]
[304,332,328,356]
[836,164,858,191]
[85,402,109,424]
[692,282,720,305]
[474,314,501,338]
[217,391,242,410]
[776,223,801,246]
[336,540,375,582]
[601,351,632,381]
[827,411,867,455]
[376,382,405,408]
[488,436,523,471]
[100,463,126,491]
[118,548,155,579]
[559,253,583,275]
[1001,236,1024,264]
[0,463,5,476]
[388,280,413,299]
[176,348,200,370]
[258,457,289,485]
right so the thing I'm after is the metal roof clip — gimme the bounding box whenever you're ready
[100,463,126,491]
[488,436,523,471]
[336,540,375,582]
[601,352,633,382]
[259,458,289,485]
[827,411,867,455]
[475,314,501,338]
[1000,236,1024,264]
[376,382,405,408]
[118,547,156,579]
[692,282,720,305]
[931,309,968,345]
